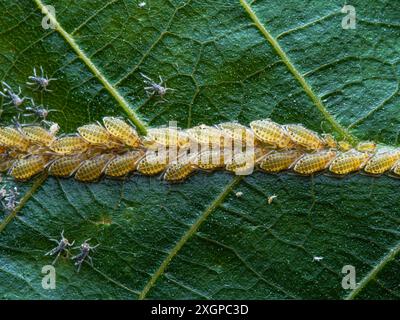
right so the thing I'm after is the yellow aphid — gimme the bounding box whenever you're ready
[196,150,225,170]
[284,124,324,150]
[0,154,14,172]
[74,154,114,182]
[103,117,141,147]
[293,150,337,175]
[329,150,370,175]
[338,141,352,151]
[163,159,195,182]
[225,152,255,175]
[356,141,376,153]
[10,155,48,180]
[78,124,120,147]
[249,120,292,148]
[50,136,89,155]
[364,150,400,175]
[143,128,189,149]
[186,125,224,146]
[218,122,254,146]
[259,149,302,173]
[0,127,30,151]
[104,151,144,177]
[322,134,337,149]
[48,154,86,177]
[22,126,55,146]
[136,152,169,175]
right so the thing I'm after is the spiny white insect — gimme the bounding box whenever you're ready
[0,81,32,108]
[313,256,324,262]
[26,66,57,91]
[140,73,174,103]
[45,230,75,265]
[235,191,243,198]
[72,239,99,272]
[138,1,146,7]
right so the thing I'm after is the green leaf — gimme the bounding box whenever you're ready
[0,0,399,299]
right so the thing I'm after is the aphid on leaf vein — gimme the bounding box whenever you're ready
[259,149,303,173]
[22,126,55,146]
[250,119,292,148]
[329,150,370,175]
[104,151,144,177]
[136,151,170,175]
[321,134,337,149]
[0,81,31,108]
[102,117,141,148]
[218,122,255,147]
[26,66,57,91]
[293,150,337,175]
[356,141,376,153]
[72,239,99,272]
[0,154,15,172]
[338,141,352,152]
[364,150,400,175]
[163,159,196,182]
[0,127,30,151]
[186,125,225,147]
[74,154,114,182]
[196,150,225,170]
[225,152,256,175]
[143,128,189,150]
[284,124,325,150]
[45,230,75,265]
[9,155,48,180]
[48,154,87,177]
[77,123,121,148]
[50,136,89,155]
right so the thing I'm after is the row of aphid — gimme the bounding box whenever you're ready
[1,117,400,182]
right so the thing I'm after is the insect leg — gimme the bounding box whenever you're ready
[52,252,61,265]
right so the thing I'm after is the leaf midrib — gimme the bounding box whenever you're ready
[2,0,389,300]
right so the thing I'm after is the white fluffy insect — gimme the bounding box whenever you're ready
[27,66,57,91]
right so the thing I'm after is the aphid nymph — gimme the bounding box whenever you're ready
[27,66,57,91]
[72,239,99,272]
[24,103,56,121]
[0,81,31,108]
[140,73,174,102]
[45,230,75,265]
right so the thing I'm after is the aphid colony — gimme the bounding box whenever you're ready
[1,116,400,182]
